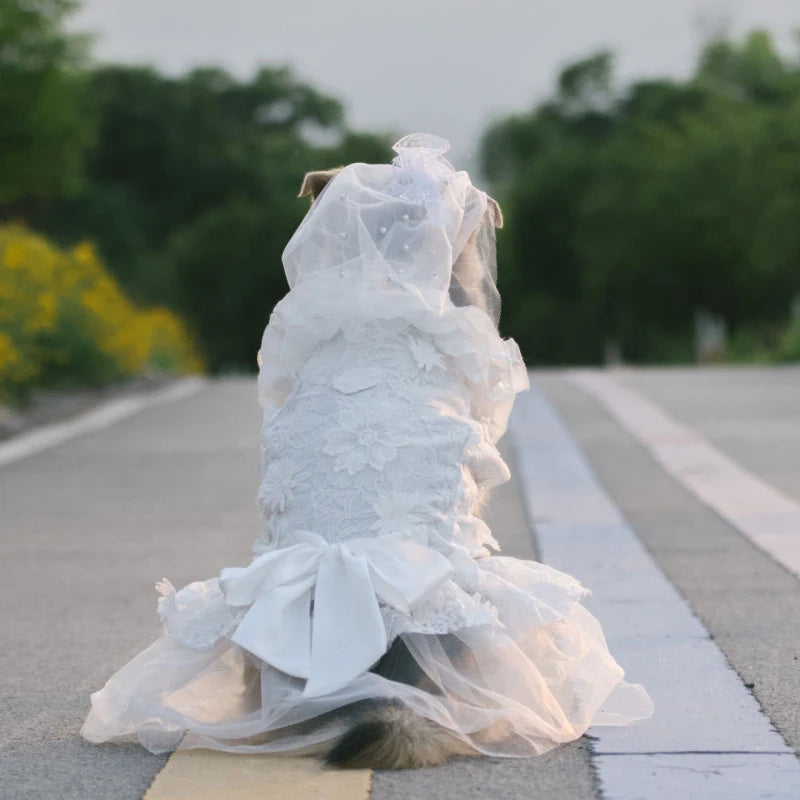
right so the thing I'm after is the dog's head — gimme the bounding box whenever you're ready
[297,166,503,321]
[297,168,503,229]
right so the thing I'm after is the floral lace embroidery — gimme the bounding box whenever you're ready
[156,579,243,650]
[258,459,310,513]
[323,406,406,476]
[210,318,522,648]
[371,491,428,537]
[408,334,445,373]
[382,580,499,639]
[254,321,506,555]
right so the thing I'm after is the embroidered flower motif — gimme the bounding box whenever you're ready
[378,342,420,385]
[371,491,427,536]
[381,582,500,639]
[258,459,308,512]
[408,335,444,372]
[324,412,405,475]
[332,366,383,394]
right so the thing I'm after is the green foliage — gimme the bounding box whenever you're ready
[0,225,203,407]
[164,198,295,372]
[482,30,800,364]
[777,314,800,362]
[725,328,773,363]
[558,51,615,114]
[21,59,392,369]
[4,1,798,371]
[158,129,395,371]
[0,0,94,207]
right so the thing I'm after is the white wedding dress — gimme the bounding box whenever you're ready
[81,135,652,757]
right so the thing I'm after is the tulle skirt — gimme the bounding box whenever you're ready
[81,554,653,757]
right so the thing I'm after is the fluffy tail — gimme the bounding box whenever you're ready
[325,701,476,769]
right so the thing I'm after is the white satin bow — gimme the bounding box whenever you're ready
[218,531,453,697]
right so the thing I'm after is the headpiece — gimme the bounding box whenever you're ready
[282,133,501,324]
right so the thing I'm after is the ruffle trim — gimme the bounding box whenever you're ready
[256,271,529,444]
[152,553,588,657]
[82,552,652,757]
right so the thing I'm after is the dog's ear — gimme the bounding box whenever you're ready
[487,196,504,229]
[298,168,343,202]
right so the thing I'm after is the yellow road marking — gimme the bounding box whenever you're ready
[143,750,371,800]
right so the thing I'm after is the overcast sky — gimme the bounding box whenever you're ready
[71,0,800,168]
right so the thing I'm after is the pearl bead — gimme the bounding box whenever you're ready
[339,232,347,239]
[402,244,410,252]
[402,214,409,221]
[379,226,387,235]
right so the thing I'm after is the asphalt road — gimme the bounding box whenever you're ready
[1,366,799,799]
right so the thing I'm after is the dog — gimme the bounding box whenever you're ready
[240,168,507,770]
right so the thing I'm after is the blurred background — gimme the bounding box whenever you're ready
[2,0,800,411]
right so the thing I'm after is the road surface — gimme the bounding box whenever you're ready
[2,366,799,799]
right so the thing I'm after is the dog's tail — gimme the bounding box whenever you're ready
[325,701,475,769]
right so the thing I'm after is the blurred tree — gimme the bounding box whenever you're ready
[28,62,392,369]
[164,198,292,372]
[557,51,615,115]
[481,31,800,364]
[480,52,618,363]
[697,30,793,103]
[0,0,93,209]
[35,65,346,292]
[0,0,393,372]
[159,130,393,372]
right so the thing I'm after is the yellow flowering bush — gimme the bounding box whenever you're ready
[0,225,204,405]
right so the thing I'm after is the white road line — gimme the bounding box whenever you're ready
[567,369,800,581]
[509,379,800,800]
[0,377,208,468]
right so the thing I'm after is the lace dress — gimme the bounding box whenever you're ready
[81,137,652,757]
